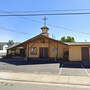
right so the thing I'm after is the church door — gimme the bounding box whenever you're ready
[39,48,48,58]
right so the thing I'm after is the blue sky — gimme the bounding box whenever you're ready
[0,0,90,42]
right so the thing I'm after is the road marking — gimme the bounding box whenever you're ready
[81,64,89,76]
[59,64,63,74]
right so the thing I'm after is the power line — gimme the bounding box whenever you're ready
[1,9,90,35]
[0,19,90,36]
[1,9,90,13]
[1,12,90,16]
[0,26,31,35]
[47,24,90,35]
[25,18,90,35]
[0,10,90,36]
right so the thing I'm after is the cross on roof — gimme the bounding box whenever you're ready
[43,16,47,26]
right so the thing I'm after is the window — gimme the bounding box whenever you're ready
[53,48,58,52]
[30,47,37,55]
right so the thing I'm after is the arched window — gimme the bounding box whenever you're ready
[30,47,37,55]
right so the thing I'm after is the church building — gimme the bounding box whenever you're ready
[7,17,90,63]
[7,17,68,62]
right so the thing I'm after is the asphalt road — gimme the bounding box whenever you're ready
[0,80,90,90]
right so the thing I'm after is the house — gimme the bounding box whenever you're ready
[0,42,8,57]
[0,42,20,58]
[7,24,90,63]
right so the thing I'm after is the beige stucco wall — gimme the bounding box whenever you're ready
[69,46,82,61]
[69,45,90,61]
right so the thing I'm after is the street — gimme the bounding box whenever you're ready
[0,80,90,90]
[0,58,90,90]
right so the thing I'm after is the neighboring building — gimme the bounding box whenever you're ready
[0,42,8,57]
[0,42,20,58]
[0,42,8,50]
[66,42,90,63]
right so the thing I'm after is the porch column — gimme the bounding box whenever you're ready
[25,43,29,60]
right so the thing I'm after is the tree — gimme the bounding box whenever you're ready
[60,36,75,42]
[7,40,14,47]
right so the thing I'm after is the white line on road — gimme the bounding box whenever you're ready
[81,64,89,76]
[59,64,63,74]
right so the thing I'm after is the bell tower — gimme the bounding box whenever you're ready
[41,16,49,37]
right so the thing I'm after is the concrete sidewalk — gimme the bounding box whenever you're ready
[0,71,90,86]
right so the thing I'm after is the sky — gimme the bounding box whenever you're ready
[0,0,90,42]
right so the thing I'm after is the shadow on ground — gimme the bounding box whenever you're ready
[0,57,58,65]
[59,61,90,68]
[1,57,90,69]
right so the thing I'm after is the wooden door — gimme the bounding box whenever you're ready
[81,47,89,61]
[44,48,48,58]
[39,48,48,58]
[39,48,43,58]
